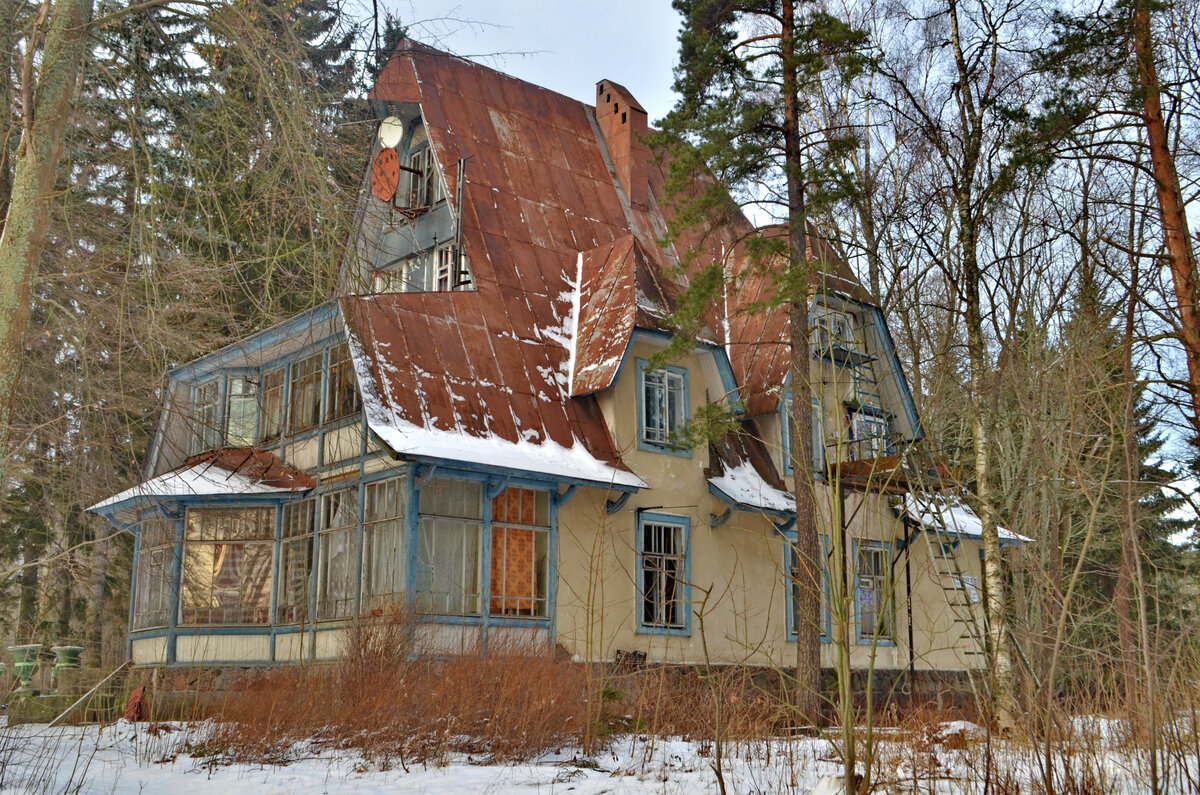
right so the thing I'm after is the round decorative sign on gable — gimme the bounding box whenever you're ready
[371,148,400,202]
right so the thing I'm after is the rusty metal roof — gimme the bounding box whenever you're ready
[346,40,875,493]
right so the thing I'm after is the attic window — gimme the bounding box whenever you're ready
[622,112,627,124]
[393,120,441,210]
[373,243,473,294]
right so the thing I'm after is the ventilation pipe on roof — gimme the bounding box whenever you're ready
[595,80,650,209]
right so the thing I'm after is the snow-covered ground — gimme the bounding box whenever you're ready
[0,718,1193,793]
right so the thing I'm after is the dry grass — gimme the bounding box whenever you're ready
[199,610,589,767]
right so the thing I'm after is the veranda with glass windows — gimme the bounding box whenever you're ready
[125,471,558,666]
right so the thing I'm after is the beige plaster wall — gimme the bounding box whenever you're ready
[555,336,984,672]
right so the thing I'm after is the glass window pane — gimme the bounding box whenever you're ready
[260,368,285,442]
[289,353,323,434]
[325,344,361,424]
[362,477,407,610]
[416,516,480,615]
[225,377,258,447]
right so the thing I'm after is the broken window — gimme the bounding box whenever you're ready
[324,344,361,424]
[225,376,258,447]
[855,541,893,643]
[639,362,687,451]
[848,409,890,461]
[638,516,688,633]
[180,507,275,625]
[416,477,482,616]
[374,244,470,294]
[133,516,175,630]
[289,352,323,434]
[489,487,550,617]
[277,499,315,624]
[401,125,441,209]
[810,304,859,358]
[361,476,407,611]
[317,488,360,620]
[190,380,221,455]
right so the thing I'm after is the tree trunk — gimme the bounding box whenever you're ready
[1132,0,1200,440]
[947,0,1014,723]
[0,0,24,218]
[0,0,95,477]
[781,0,821,727]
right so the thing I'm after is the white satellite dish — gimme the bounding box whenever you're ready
[378,116,404,148]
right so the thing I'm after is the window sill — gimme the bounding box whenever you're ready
[636,624,691,638]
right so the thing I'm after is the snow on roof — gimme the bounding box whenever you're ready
[369,420,647,490]
[709,461,795,516]
[903,495,1032,545]
[341,311,647,491]
[88,462,309,513]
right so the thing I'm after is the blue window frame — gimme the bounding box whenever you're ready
[636,359,690,455]
[853,539,895,645]
[636,512,691,635]
[848,407,890,461]
[781,394,825,476]
[785,533,831,644]
[190,379,222,455]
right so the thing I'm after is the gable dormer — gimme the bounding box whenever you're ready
[343,104,472,295]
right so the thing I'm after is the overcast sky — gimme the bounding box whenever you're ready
[386,1,685,122]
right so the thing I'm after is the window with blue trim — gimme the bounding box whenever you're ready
[786,534,831,643]
[637,514,690,634]
[318,488,360,621]
[180,507,275,626]
[132,517,175,630]
[190,380,221,455]
[277,498,315,624]
[854,540,894,644]
[224,376,258,447]
[361,477,407,611]
[417,477,484,616]
[848,408,890,461]
[638,360,688,453]
[781,395,825,476]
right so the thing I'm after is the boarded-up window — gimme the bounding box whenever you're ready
[489,487,549,617]
[181,507,274,625]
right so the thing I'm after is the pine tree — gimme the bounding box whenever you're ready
[656,0,870,736]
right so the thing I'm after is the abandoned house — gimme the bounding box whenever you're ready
[89,41,1025,682]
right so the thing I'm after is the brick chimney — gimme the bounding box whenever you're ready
[595,80,650,209]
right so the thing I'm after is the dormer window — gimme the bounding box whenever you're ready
[373,243,472,294]
[637,359,689,455]
[397,121,441,209]
[810,304,859,360]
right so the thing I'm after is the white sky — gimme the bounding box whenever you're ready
[387,1,684,122]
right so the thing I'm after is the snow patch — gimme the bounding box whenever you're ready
[89,463,306,512]
[709,462,795,514]
[903,495,1032,544]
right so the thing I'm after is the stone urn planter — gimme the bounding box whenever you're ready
[8,644,42,695]
[50,645,84,690]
